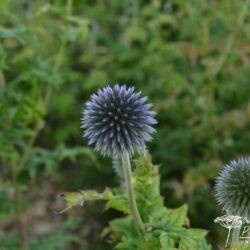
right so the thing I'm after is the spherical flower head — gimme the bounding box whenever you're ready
[215,157,250,220]
[81,84,157,158]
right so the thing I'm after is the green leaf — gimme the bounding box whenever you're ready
[0,27,31,41]
[110,217,137,240]
[159,231,176,249]
[57,188,113,213]
[166,204,188,227]
[105,193,129,214]
[142,232,161,250]
[115,239,139,250]
[179,228,210,250]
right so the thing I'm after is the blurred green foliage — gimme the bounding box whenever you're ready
[0,219,83,250]
[0,0,249,249]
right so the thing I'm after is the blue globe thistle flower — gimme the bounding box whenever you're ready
[81,84,157,158]
[215,157,250,220]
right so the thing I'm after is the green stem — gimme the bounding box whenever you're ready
[121,152,144,233]
[225,227,231,248]
[0,70,6,88]
[11,163,29,250]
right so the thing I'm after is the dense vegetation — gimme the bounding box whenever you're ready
[0,0,249,249]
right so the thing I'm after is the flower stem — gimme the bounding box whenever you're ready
[11,163,29,250]
[225,228,231,248]
[121,152,144,233]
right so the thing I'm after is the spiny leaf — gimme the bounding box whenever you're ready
[110,217,137,239]
[57,188,113,213]
[105,194,129,214]
[166,204,188,227]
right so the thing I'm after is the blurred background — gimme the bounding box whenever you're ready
[0,0,249,249]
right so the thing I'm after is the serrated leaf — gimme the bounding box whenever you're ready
[160,231,176,249]
[179,228,209,250]
[166,204,188,227]
[142,233,161,250]
[110,217,137,239]
[105,194,129,214]
[57,188,112,213]
[57,192,84,213]
[115,239,139,250]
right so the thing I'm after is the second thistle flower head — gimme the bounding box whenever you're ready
[82,84,157,158]
[215,157,250,220]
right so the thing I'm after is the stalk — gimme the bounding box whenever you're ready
[225,227,231,248]
[11,163,29,250]
[121,152,144,233]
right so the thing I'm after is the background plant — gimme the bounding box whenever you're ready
[215,158,250,248]
[0,0,250,249]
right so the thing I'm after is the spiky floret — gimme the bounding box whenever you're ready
[81,84,157,158]
[215,157,250,220]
